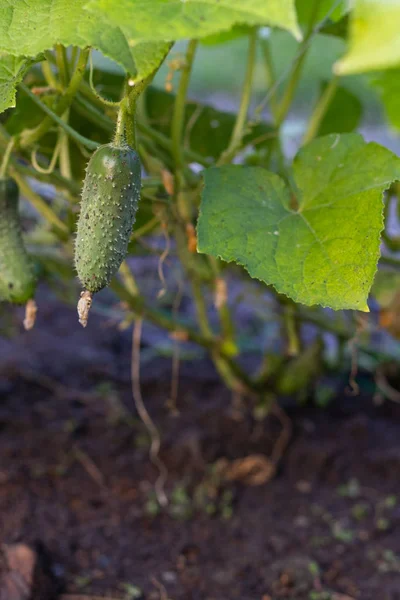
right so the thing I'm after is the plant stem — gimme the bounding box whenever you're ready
[89,51,121,108]
[11,171,68,236]
[79,79,118,112]
[218,29,257,165]
[19,83,99,150]
[70,46,79,71]
[59,110,72,179]
[274,2,321,127]
[125,81,138,148]
[31,138,61,174]
[191,278,213,337]
[19,48,90,149]
[260,36,278,120]
[0,124,81,195]
[41,58,60,91]
[55,44,69,88]
[119,261,139,296]
[0,137,15,179]
[171,40,198,172]
[114,98,128,145]
[302,76,338,145]
[208,257,236,349]
[283,303,300,356]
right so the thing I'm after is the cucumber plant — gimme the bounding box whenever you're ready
[1,0,400,400]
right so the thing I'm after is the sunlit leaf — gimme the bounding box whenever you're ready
[335,0,400,74]
[198,134,400,311]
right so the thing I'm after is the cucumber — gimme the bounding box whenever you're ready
[75,142,141,295]
[0,177,36,303]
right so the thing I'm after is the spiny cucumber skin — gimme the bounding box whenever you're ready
[0,178,36,304]
[75,143,141,294]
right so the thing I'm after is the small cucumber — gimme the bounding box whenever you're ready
[75,142,141,294]
[0,177,36,303]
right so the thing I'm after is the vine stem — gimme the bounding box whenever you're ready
[302,76,339,145]
[119,260,139,296]
[55,44,69,88]
[218,29,257,166]
[20,83,99,150]
[41,58,60,91]
[260,35,278,120]
[11,171,68,235]
[19,47,90,149]
[0,137,15,179]
[0,125,81,196]
[274,0,321,128]
[31,137,61,174]
[89,51,121,108]
[114,97,128,146]
[125,79,139,149]
[171,40,198,172]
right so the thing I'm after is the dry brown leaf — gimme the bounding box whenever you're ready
[218,454,276,486]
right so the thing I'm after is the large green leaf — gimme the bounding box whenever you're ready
[85,0,301,41]
[335,0,400,74]
[197,134,400,311]
[0,0,169,78]
[0,55,37,114]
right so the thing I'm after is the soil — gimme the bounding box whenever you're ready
[1,294,400,600]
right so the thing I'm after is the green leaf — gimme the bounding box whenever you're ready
[0,55,36,114]
[85,0,302,42]
[0,0,169,79]
[197,134,400,311]
[317,84,362,136]
[371,70,400,132]
[335,0,400,74]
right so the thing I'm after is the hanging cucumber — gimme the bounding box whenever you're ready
[75,142,141,326]
[0,177,36,304]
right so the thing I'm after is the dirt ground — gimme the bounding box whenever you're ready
[1,295,400,600]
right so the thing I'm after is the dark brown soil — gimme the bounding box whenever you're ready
[1,297,400,600]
